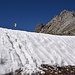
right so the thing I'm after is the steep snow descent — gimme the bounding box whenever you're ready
[0,28,75,74]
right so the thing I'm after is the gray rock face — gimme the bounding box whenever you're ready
[34,23,43,33]
[34,10,75,35]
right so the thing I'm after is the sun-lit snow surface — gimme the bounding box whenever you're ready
[0,28,75,74]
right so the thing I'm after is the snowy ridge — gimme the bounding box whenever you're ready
[0,28,75,74]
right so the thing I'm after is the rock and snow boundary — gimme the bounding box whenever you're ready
[0,28,75,74]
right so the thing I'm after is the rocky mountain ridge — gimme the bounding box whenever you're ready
[34,10,75,35]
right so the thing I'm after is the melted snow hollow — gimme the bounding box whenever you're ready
[0,28,75,74]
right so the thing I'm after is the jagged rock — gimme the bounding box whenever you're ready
[34,23,44,33]
[34,10,75,35]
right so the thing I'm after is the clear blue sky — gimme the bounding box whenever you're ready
[0,0,75,32]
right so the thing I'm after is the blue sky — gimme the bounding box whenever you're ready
[0,0,75,32]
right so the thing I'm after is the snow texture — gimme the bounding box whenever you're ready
[0,28,75,74]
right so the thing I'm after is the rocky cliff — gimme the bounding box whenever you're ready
[34,10,75,35]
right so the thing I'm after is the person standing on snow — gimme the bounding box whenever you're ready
[14,22,17,27]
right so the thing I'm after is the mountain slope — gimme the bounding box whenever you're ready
[34,10,75,35]
[0,28,75,74]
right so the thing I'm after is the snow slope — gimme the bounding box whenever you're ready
[0,28,75,74]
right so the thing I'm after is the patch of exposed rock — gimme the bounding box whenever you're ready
[34,10,75,35]
[3,65,75,75]
[34,23,44,33]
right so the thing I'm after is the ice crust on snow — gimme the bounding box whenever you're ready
[0,28,75,74]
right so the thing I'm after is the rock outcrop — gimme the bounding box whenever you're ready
[34,23,44,33]
[34,10,75,35]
